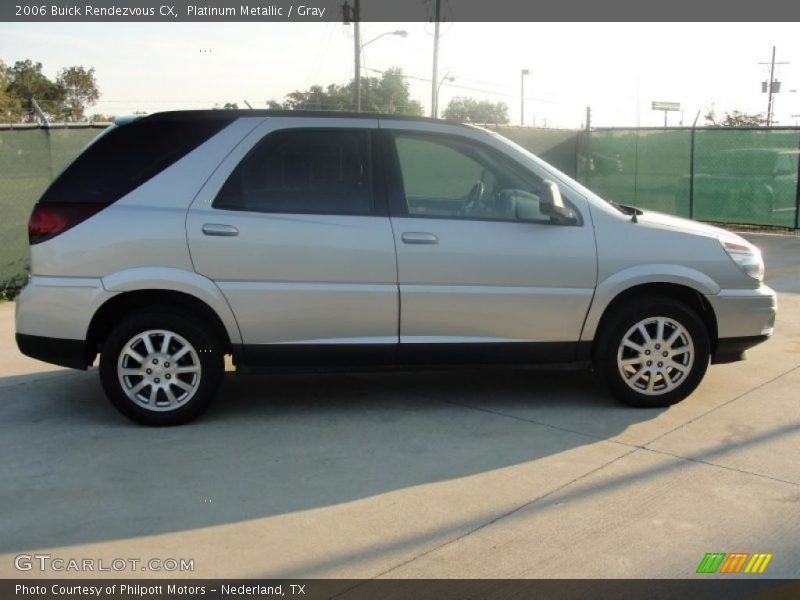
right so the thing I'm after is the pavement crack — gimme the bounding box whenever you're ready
[641,446,800,487]
[365,446,640,581]
[644,363,800,447]
[438,396,631,446]
[423,384,800,488]
[343,372,633,448]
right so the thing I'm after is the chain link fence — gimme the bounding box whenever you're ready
[693,128,799,227]
[495,126,580,178]
[577,127,800,228]
[0,124,106,292]
[1,123,798,290]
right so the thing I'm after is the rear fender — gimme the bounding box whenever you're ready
[101,267,243,345]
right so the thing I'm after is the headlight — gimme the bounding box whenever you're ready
[721,239,764,281]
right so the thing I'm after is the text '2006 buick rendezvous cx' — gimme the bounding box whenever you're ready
[16,111,776,425]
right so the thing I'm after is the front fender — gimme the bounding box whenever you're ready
[101,267,243,344]
[580,264,720,342]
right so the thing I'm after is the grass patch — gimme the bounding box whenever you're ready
[0,275,26,299]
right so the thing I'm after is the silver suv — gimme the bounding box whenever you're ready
[15,111,777,425]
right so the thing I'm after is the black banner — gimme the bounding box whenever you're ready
[3,579,800,600]
[3,0,800,22]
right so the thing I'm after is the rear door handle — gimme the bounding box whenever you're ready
[401,232,438,245]
[202,224,239,237]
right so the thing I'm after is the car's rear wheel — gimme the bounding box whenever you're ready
[595,297,710,407]
[99,311,223,425]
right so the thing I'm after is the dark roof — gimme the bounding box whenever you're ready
[140,109,468,127]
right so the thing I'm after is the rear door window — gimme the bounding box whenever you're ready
[213,129,373,216]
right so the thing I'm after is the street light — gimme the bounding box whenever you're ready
[357,29,408,112]
[435,72,455,118]
[362,29,408,49]
[520,69,530,126]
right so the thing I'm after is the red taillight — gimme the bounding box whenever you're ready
[28,203,107,245]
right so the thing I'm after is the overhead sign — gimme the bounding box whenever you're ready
[652,101,681,111]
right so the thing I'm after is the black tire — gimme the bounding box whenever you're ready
[99,310,224,426]
[594,296,710,408]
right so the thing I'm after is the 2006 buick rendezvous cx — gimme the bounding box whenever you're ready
[16,111,776,425]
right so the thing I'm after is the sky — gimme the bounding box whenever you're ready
[1,21,799,128]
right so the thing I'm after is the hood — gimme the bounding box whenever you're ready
[635,209,750,245]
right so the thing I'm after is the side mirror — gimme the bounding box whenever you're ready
[539,180,577,224]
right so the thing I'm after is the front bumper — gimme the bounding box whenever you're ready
[712,334,771,364]
[706,284,776,364]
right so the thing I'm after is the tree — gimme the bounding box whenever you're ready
[442,97,510,124]
[704,107,768,127]
[56,66,100,121]
[88,112,115,123]
[267,68,424,116]
[359,67,424,115]
[222,102,239,109]
[6,59,62,121]
[281,84,350,111]
[0,60,23,121]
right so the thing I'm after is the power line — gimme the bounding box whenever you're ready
[366,68,554,103]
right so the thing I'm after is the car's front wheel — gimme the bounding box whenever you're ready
[99,311,224,425]
[595,297,710,407]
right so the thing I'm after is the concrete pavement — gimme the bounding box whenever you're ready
[0,233,798,579]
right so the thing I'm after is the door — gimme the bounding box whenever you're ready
[382,129,597,361]
[187,120,399,362]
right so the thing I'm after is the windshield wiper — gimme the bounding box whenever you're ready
[608,200,643,222]
[616,202,643,216]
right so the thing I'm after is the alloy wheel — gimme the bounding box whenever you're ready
[616,316,694,396]
[117,329,202,411]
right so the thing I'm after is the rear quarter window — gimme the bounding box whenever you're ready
[38,115,235,205]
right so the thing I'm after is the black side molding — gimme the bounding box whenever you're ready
[233,341,591,369]
[15,334,94,370]
[712,335,771,364]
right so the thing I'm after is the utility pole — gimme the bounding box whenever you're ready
[430,0,441,118]
[353,0,361,111]
[342,1,361,111]
[435,72,455,118]
[520,69,530,125]
[585,106,591,131]
[759,46,789,126]
[766,46,776,126]
[30,97,49,127]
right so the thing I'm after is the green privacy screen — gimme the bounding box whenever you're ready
[693,129,800,227]
[1,124,799,290]
[578,127,799,226]
[578,129,692,217]
[0,125,103,289]
[496,126,580,178]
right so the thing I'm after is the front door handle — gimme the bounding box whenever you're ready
[401,232,438,245]
[202,223,239,237]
